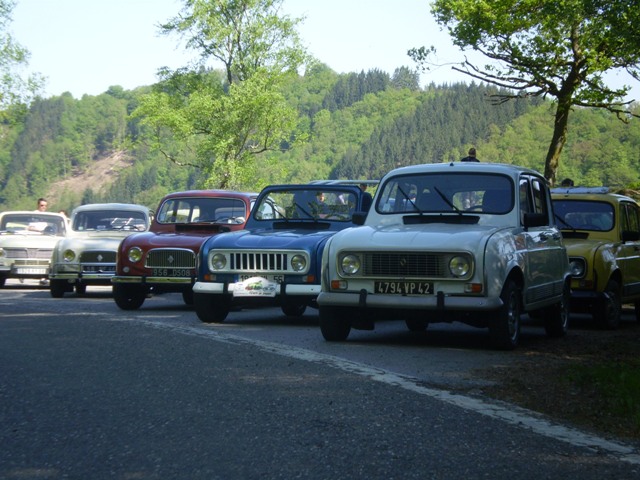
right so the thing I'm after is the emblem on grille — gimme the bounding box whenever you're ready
[399,257,407,267]
[97,254,104,262]
[168,255,175,264]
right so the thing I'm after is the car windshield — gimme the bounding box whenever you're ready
[552,200,614,231]
[0,213,66,236]
[157,197,247,225]
[73,210,149,231]
[376,173,514,214]
[253,188,358,222]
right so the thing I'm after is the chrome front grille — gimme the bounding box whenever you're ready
[229,252,289,272]
[3,248,52,259]
[362,252,447,278]
[145,249,196,269]
[80,251,116,263]
[13,259,50,266]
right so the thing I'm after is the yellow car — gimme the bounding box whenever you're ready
[552,187,640,328]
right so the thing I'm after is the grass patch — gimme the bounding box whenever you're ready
[567,361,640,435]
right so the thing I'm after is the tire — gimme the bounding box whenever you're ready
[319,306,352,341]
[113,284,146,310]
[50,279,67,298]
[182,289,194,305]
[193,292,229,323]
[75,282,87,295]
[489,279,521,350]
[594,279,621,329]
[405,317,429,332]
[544,280,570,338]
[281,302,307,317]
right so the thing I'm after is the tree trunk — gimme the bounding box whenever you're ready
[544,96,573,186]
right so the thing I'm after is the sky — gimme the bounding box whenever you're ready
[9,0,639,101]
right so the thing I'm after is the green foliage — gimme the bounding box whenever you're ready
[0,69,639,213]
[0,0,44,114]
[414,0,640,185]
[140,0,309,189]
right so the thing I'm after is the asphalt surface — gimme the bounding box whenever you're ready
[1,281,639,479]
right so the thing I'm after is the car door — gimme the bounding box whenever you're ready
[618,201,640,299]
[520,175,566,305]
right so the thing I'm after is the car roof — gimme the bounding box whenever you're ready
[71,203,151,213]
[551,187,638,204]
[382,162,545,179]
[160,190,259,199]
[0,210,67,218]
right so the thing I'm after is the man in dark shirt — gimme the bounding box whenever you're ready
[461,147,479,162]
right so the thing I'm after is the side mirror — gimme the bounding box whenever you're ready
[523,212,548,229]
[352,212,367,225]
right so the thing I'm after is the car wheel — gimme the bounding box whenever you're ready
[544,280,570,337]
[113,284,146,310]
[281,302,307,317]
[75,282,87,295]
[489,279,521,350]
[193,292,229,323]
[319,306,352,341]
[594,279,621,329]
[182,289,194,305]
[50,279,67,298]
[405,317,429,332]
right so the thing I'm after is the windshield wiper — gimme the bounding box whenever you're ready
[433,186,462,214]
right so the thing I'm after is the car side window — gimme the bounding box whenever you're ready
[622,203,640,233]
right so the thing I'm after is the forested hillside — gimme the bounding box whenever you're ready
[0,65,638,213]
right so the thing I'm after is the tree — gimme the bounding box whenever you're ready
[410,0,640,185]
[134,0,308,189]
[0,0,43,116]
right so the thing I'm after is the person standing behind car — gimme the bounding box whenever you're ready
[461,148,480,162]
[36,198,48,211]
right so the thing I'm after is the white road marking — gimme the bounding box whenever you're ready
[113,317,640,465]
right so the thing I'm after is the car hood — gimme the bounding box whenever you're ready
[560,237,612,256]
[123,231,219,249]
[58,236,124,250]
[206,228,338,249]
[0,233,61,248]
[332,223,503,251]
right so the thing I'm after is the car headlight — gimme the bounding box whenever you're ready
[210,253,227,271]
[127,247,143,263]
[569,258,586,277]
[340,254,361,275]
[290,254,307,272]
[449,255,471,277]
[63,249,76,262]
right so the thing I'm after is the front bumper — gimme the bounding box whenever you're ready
[112,275,194,285]
[316,290,502,311]
[193,281,320,296]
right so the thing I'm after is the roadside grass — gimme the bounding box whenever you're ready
[478,317,640,440]
[565,354,640,436]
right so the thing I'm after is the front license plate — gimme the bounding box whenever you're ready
[375,281,433,295]
[15,267,47,275]
[233,276,279,297]
[151,268,192,277]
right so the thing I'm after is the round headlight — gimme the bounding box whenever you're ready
[291,254,307,272]
[569,258,585,277]
[127,247,143,263]
[63,249,76,262]
[341,254,361,275]
[210,253,227,270]
[449,255,471,277]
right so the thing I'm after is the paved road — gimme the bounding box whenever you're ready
[1,282,639,479]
